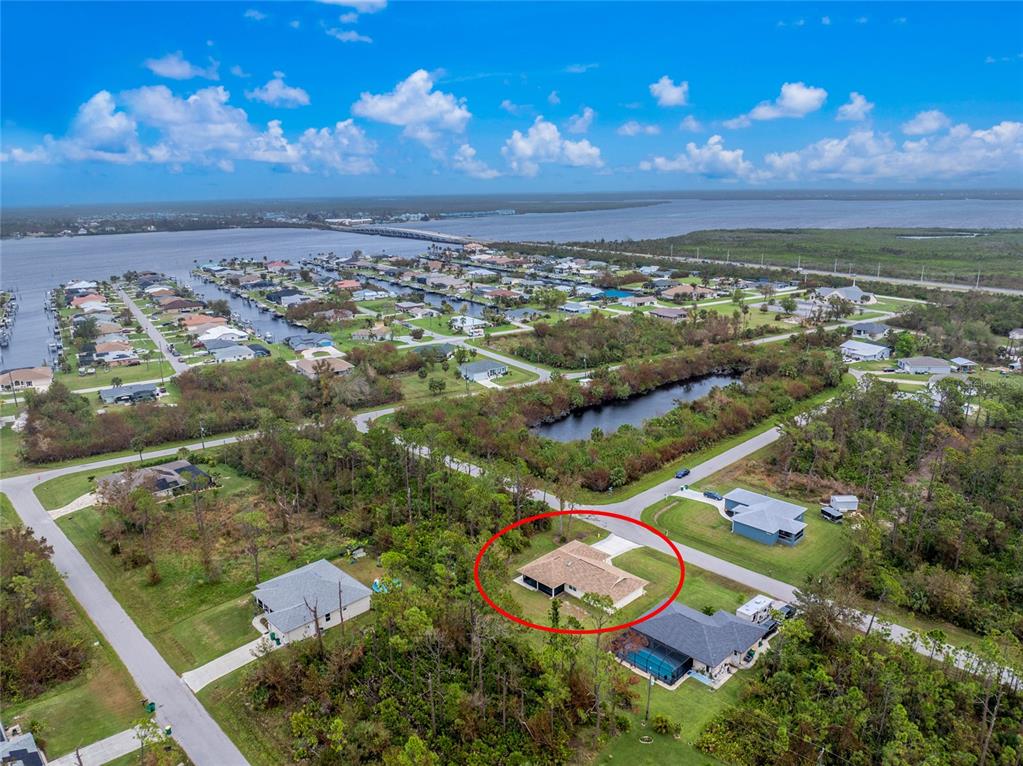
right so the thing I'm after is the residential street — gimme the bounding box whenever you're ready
[0,474,249,766]
[117,286,191,374]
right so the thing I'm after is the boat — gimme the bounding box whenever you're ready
[263,331,274,342]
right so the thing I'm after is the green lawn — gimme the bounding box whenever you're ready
[56,501,346,673]
[596,674,748,766]
[60,361,172,392]
[1,492,19,529]
[409,315,458,336]
[492,365,540,387]
[642,493,848,586]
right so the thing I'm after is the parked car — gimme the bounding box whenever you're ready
[703,490,723,501]
[674,468,691,479]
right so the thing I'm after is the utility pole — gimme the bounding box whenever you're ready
[833,258,838,274]
[877,263,881,278]
[976,270,981,289]
[921,265,925,284]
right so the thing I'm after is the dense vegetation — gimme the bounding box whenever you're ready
[21,360,314,462]
[775,379,1023,639]
[886,292,1023,361]
[507,312,770,368]
[1,527,89,702]
[697,599,1022,765]
[396,342,845,491]
[573,228,1023,289]
[210,419,637,764]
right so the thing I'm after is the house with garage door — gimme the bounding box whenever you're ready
[517,540,648,610]
[840,339,890,362]
[253,560,372,645]
[724,488,807,546]
[617,602,770,686]
[897,356,952,375]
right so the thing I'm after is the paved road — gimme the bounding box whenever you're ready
[182,636,271,694]
[116,287,190,375]
[0,475,248,766]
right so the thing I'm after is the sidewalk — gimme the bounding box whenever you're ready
[49,729,140,766]
[181,635,271,693]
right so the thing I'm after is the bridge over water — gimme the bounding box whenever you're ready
[342,225,477,245]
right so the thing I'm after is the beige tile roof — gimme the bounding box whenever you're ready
[518,540,648,604]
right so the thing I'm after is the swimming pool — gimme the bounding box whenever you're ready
[624,646,691,684]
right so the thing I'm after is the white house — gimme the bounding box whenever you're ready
[253,560,372,645]
[897,356,952,375]
[813,285,876,305]
[198,325,249,343]
[840,339,891,361]
[449,315,488,332]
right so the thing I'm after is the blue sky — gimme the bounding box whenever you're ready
[2,1,1021,205]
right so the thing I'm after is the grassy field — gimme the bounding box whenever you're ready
[642,493,848,586]
[55,492,353,672]
[595,673,748,766]
[601,228,1023,290]
[2,502,141,757]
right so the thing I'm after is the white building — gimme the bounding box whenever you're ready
[840,339,891,361]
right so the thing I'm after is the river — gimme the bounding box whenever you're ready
[533,373,739,442]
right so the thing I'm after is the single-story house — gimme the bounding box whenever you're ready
[0,725,46,766]
[98,383,159,405]
[211,345,256,364]
[265,289,304,306]
[517,540,648,610]
[840,339,891,361]
[649,307,688,323]
[94,322,124,336]
[897,356,952,375]
[66,280,97,291]
[412,343,457,360]
[285,333,334,352]
[95,351,140,367]
[95,341,133,354]
[851,321,890,340]
[619,295,658,307]
[70,293,105,308]
[180,314,226,329]
[0,366,53,393]
[395,301,425,313]
[485,289,524,301]
[724,488,807,546]
[459,359,508,381]
[202,338,244,352]
[505,308,544,322]
[198,325,249,343]
[292,357,354,380]
[313,308,355,322]
[247,343,271,357]
[352,289,392,301]
[950,357,978,372]
[253,559,372,645]
[449,315,488,331]
[352,325,391,342]
[661,284,715,301]
[618,602,770,685]
[335,279,362,291]
[157,298,205,313]
[560,302,593,314]
[813,285,875,304]
[820,494,858,522]
[97,459,211,497]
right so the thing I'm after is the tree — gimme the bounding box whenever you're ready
[111,376,123,389]
[130,435,148,463]
[428,378,446,395]
[235,510,267,583]
[208,298,230,318]
[410,327,425,340]
[780,295,798,316]
[73,317,99,343]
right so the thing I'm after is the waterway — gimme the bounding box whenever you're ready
[533,373,739,442]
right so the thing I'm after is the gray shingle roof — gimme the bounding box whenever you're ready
[634,602,769,667]
[253,560,372,634]
[725,488,807,535]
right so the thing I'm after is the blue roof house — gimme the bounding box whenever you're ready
[724,488,807,546]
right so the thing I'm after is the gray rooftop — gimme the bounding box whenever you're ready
[635,602,769,667]
[98,382,158,403]
[725,488,807,535]
[253,559,372,634]
[459,359,507,376]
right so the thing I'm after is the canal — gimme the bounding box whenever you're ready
[533,373,740,442]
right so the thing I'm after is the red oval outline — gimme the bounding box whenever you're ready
[473,510,686,635]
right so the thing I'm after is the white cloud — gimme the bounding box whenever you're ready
[501,116,602,176]
[639,135,761,181]
[452,143,499,179]
[352,69,470,148]
[3,86,377,176]
[856,16,869,23]
[836,92,874,122]
[565,63,598,74]
[679,115,703,132]
[244,9,267,21]
[245,72,310,108]
[892,16,907,24]
[725,81,827,127]
[144,51,220,81]
[500,99,529,116]
[566,106,595,134]
[290,19,301,29]
[902,109,950,135]
[327,28,373,43]
[318,0,386,11]
[617,120,660,136]
[649,76,689,107]
[339,12,359,22]
[821,16,831,25]
[547,90,560,105]
[230,65,251,78]
[763,122,1023,182]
